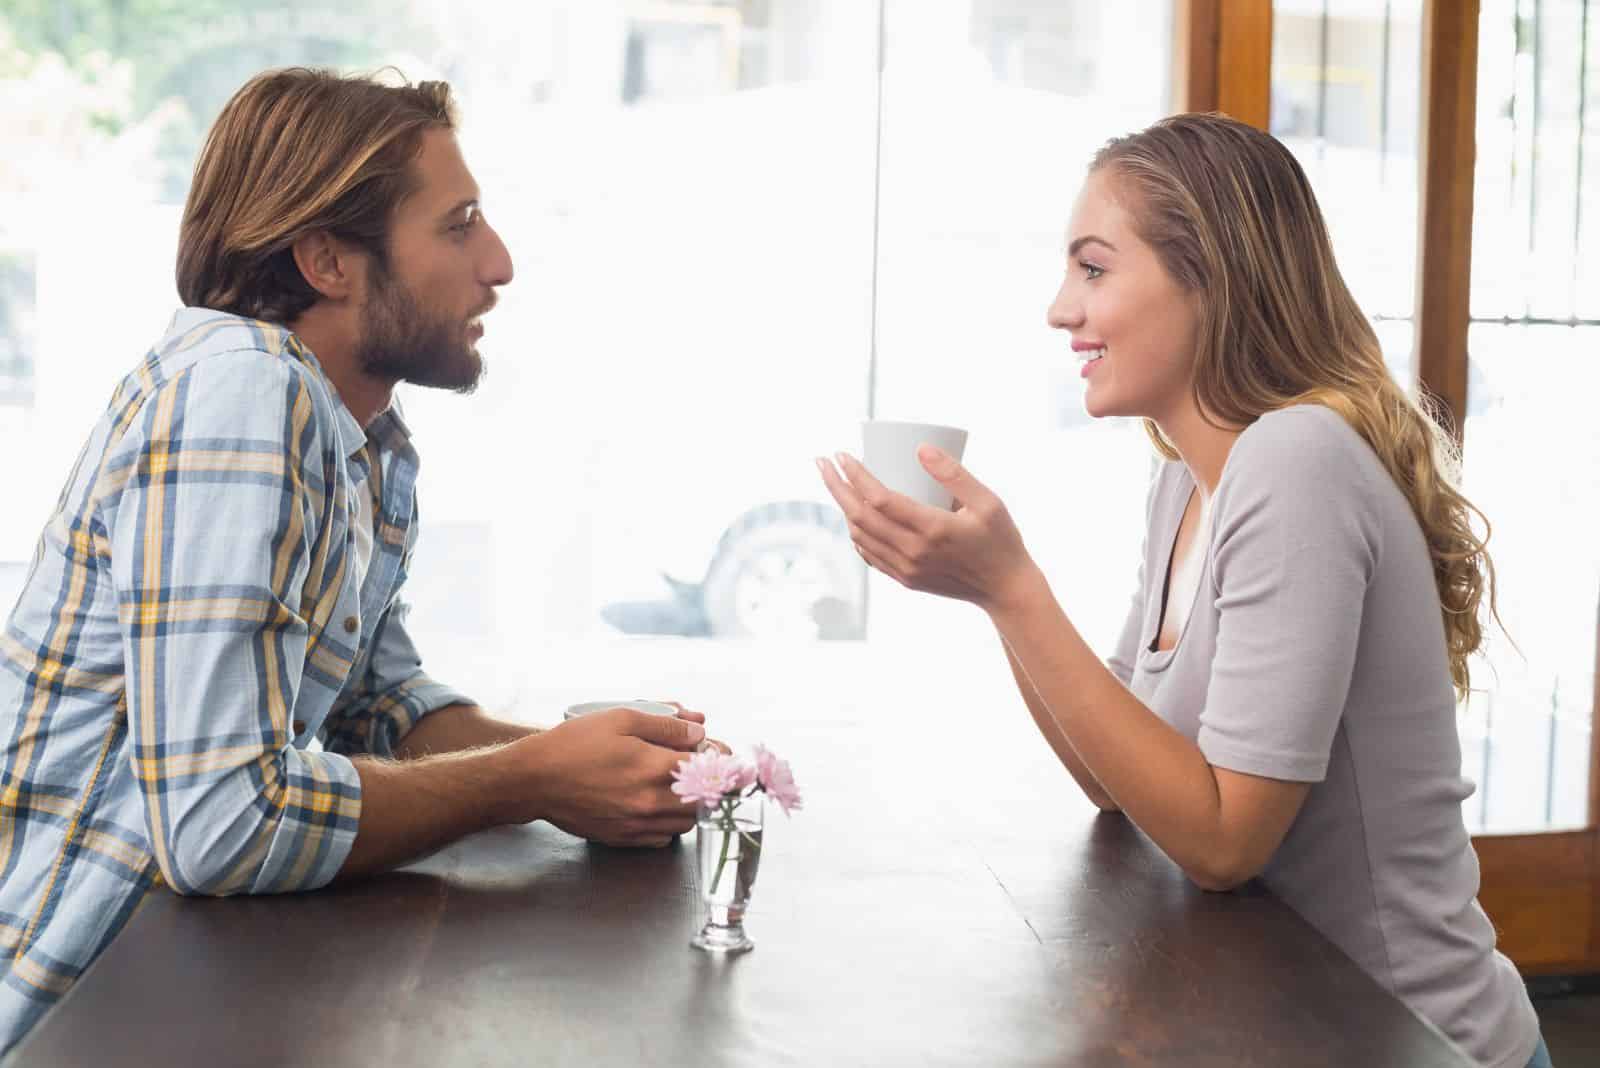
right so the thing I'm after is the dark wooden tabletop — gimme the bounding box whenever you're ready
[8,698,1474,1067]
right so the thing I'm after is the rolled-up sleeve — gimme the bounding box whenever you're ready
[321,595,474,759]
[106,349,362,897]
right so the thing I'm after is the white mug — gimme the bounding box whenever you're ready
[860,420,970,510]
[563,699,678,722]
[564,698,713,753]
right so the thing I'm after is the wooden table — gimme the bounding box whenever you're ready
[8,699,1474,1066]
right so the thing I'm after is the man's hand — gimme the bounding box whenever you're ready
[502,708,705,847]
[661,700,732,755]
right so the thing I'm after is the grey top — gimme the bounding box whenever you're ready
[1107,405,1538,1068]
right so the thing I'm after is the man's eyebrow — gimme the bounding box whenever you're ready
[1067,235,1117,256]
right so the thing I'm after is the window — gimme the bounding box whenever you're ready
[871,0,1173,652]
[1270,0,1423,381]
[1272,0,1598,833]
[0,250,35,407]
[0,1,1175,718]
[1456,0,1599,832]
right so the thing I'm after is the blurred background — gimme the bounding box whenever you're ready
[0,0,1594,846]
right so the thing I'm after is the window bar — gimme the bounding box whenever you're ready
[860,0,887,625]
[1544,680,1559,825]
[1379,0,1394,184]
[1471,314,1600,325]
[865,0,885,424]
[1527,0,1543,320]
[1510,0,1524,314]
[1374,313,1600,326]
[1315,0,1331,164]
[1573,0,1591,315]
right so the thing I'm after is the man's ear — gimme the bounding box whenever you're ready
[290,231,359,301]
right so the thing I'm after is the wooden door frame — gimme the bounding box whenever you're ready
[1175,0,1600,975]
[1414,0,1477,442]
[1172,0,1273,128]
[1413,0,1600,977]
[1474,584,1600,975]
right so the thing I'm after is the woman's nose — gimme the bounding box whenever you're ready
[1046,277,1082,330]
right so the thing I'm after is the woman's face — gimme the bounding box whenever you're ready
[1048,170,1200,424]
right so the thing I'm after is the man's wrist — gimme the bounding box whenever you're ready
[481,731,547,827]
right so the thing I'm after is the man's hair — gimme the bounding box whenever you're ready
[176,67,457,323]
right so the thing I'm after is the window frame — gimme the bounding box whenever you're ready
[1174,0,1600,976]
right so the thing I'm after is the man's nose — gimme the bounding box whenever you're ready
[482,221,514,287]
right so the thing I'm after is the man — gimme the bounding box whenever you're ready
[0,68,708,1051]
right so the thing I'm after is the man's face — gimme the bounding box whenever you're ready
[354,127,513,392]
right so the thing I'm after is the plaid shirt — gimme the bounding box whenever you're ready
[0,309,470,1050]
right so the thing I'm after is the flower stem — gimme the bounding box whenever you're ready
[708,799,735,896]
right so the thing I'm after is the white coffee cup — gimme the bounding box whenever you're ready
[860,420,970,510]
[563,699,678,722]
[564,698,712,753]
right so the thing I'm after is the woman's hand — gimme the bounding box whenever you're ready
[815,446,1041,616]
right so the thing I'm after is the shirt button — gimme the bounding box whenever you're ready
[343,616,359,634]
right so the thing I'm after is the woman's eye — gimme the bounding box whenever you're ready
[1080,261,1104,280]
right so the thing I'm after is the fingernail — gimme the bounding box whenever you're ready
[686,723,705,743]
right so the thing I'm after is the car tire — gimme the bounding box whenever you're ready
[698,501,863,640]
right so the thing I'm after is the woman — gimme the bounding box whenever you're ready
[817,114,1548,1068]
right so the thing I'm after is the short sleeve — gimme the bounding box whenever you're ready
[1196,408,1383,783]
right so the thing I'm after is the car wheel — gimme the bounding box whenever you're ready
[698,501,863,640]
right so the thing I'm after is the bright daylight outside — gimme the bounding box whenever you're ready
[0,0,1169,722]
[0,0,1591,832]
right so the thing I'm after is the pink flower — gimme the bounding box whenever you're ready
[753,744,803,815]
[671,750,755,806]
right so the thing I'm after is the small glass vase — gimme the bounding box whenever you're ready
[691,792,764,954]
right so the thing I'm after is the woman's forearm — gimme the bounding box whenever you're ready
[989,567,1247,886]
[998,633,1120,812]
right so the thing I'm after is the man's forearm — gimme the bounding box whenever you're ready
[336,707,708,873]
[335,745,517,881]
[394,703,541,760]
[334,703,541,879]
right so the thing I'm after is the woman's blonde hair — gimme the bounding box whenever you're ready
[177,67,456,323]
[1092,113,1495,698]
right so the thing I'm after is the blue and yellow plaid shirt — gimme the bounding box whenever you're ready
[0,308,471,1050]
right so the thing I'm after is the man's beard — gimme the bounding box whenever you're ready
[355,264,486,394]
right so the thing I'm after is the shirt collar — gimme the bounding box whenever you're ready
[165,309,416,464]
[283,333,416,463]
[365,403,414,457]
